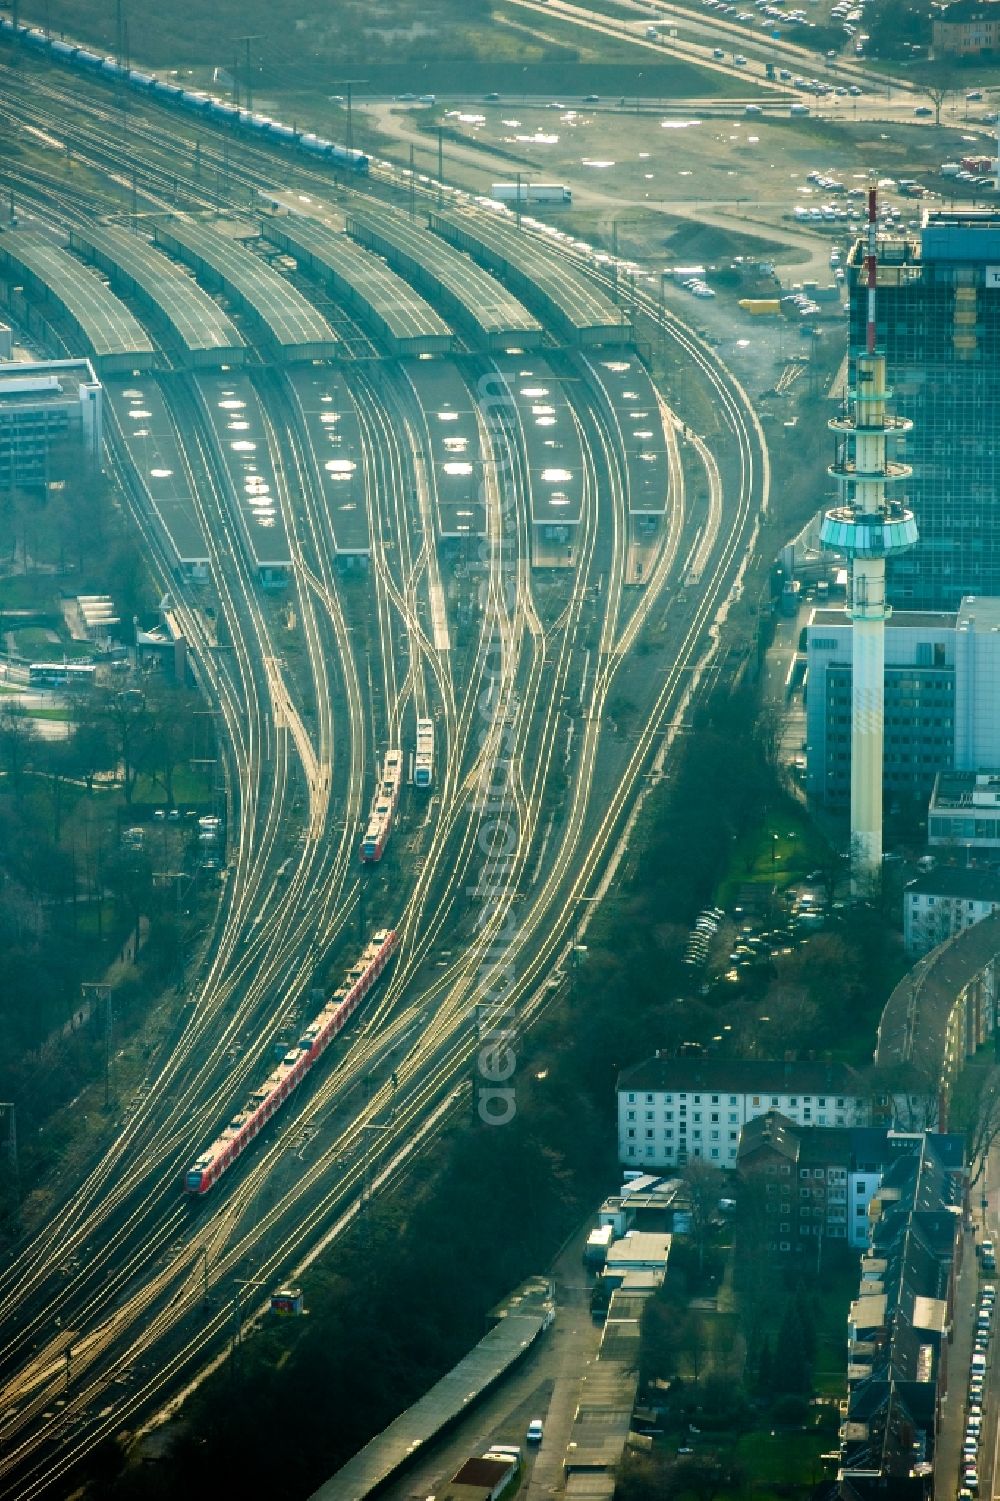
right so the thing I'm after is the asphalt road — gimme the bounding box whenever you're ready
[378,1225,604,1501]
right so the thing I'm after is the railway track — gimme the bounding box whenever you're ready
[0,55,769,1497]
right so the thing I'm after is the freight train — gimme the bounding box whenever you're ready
[0,14,371,174]
[360,749,402,862]
[184,928,398,1195]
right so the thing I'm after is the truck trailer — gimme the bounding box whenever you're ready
[490,182,572,205]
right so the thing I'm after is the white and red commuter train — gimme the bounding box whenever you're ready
[359,749,402,862]
[184,928,398,1195]
[414,718,435,790]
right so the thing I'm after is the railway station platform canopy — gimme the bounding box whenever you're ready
[69,224,245,369]
[152,217,337,363]
[307,1279,553,1501]
[196,370,291,583]
[284,365,370,558]
[494,353,584,535]
[346,209,542,353]
[105,379,210,576]
[0,232,155,376]
[403,359,486,539]
[262,218,452,358]
[429,211,630,348]
[588,354,669,516]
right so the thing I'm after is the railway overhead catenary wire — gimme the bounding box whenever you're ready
[0,69,769,1499]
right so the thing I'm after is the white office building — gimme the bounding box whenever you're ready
[0,358,102,490]
[805,596,1000,807]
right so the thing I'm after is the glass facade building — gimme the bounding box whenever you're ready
[847,211,1000,611]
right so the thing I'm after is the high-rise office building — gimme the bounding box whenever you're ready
[847,210,1000,611]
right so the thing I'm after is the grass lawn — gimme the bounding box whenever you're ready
[0,574,61,610]
[132,766,215,805]
[716,802,833,908]
[9,626,61,656]
[812,1255,857,1396]
[734,1427,828,1492]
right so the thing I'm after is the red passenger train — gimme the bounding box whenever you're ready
[184,928,398,1195]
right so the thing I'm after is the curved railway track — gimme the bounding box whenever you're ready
[0,54,769,1498]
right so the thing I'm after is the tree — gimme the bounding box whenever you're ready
[95,688,156,805]
[774,1302,813,1396]
[67,700,116,794]
[950,1067,1000,1186]
[793,1285,818,1364]
[143,681,201,806]
[927,83,950,127]
[683,1160,721,1278]
[865,0,931,56]
[0,701,34,799]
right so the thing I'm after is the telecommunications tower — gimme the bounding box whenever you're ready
[819,177,918,888]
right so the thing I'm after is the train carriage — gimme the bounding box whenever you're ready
[414,717,435,789]
[0,17,370,172]
[185,929,398,1194]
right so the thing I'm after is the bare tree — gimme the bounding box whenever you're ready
[950,1068,1000,1187]
[683,1160,721,1276]
[927,83,950,127]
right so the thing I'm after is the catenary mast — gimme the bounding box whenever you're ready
[819,177,918,889]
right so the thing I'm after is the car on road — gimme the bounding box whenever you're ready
[713,46,726,56]
[734,53,748,63]
[914,105,934,117]
[584,94,601,101]
[967,90,984,101]
[527,1419,544,1444]
[849,83,863,94]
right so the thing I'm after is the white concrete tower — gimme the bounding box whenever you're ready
[819,178,918,889]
